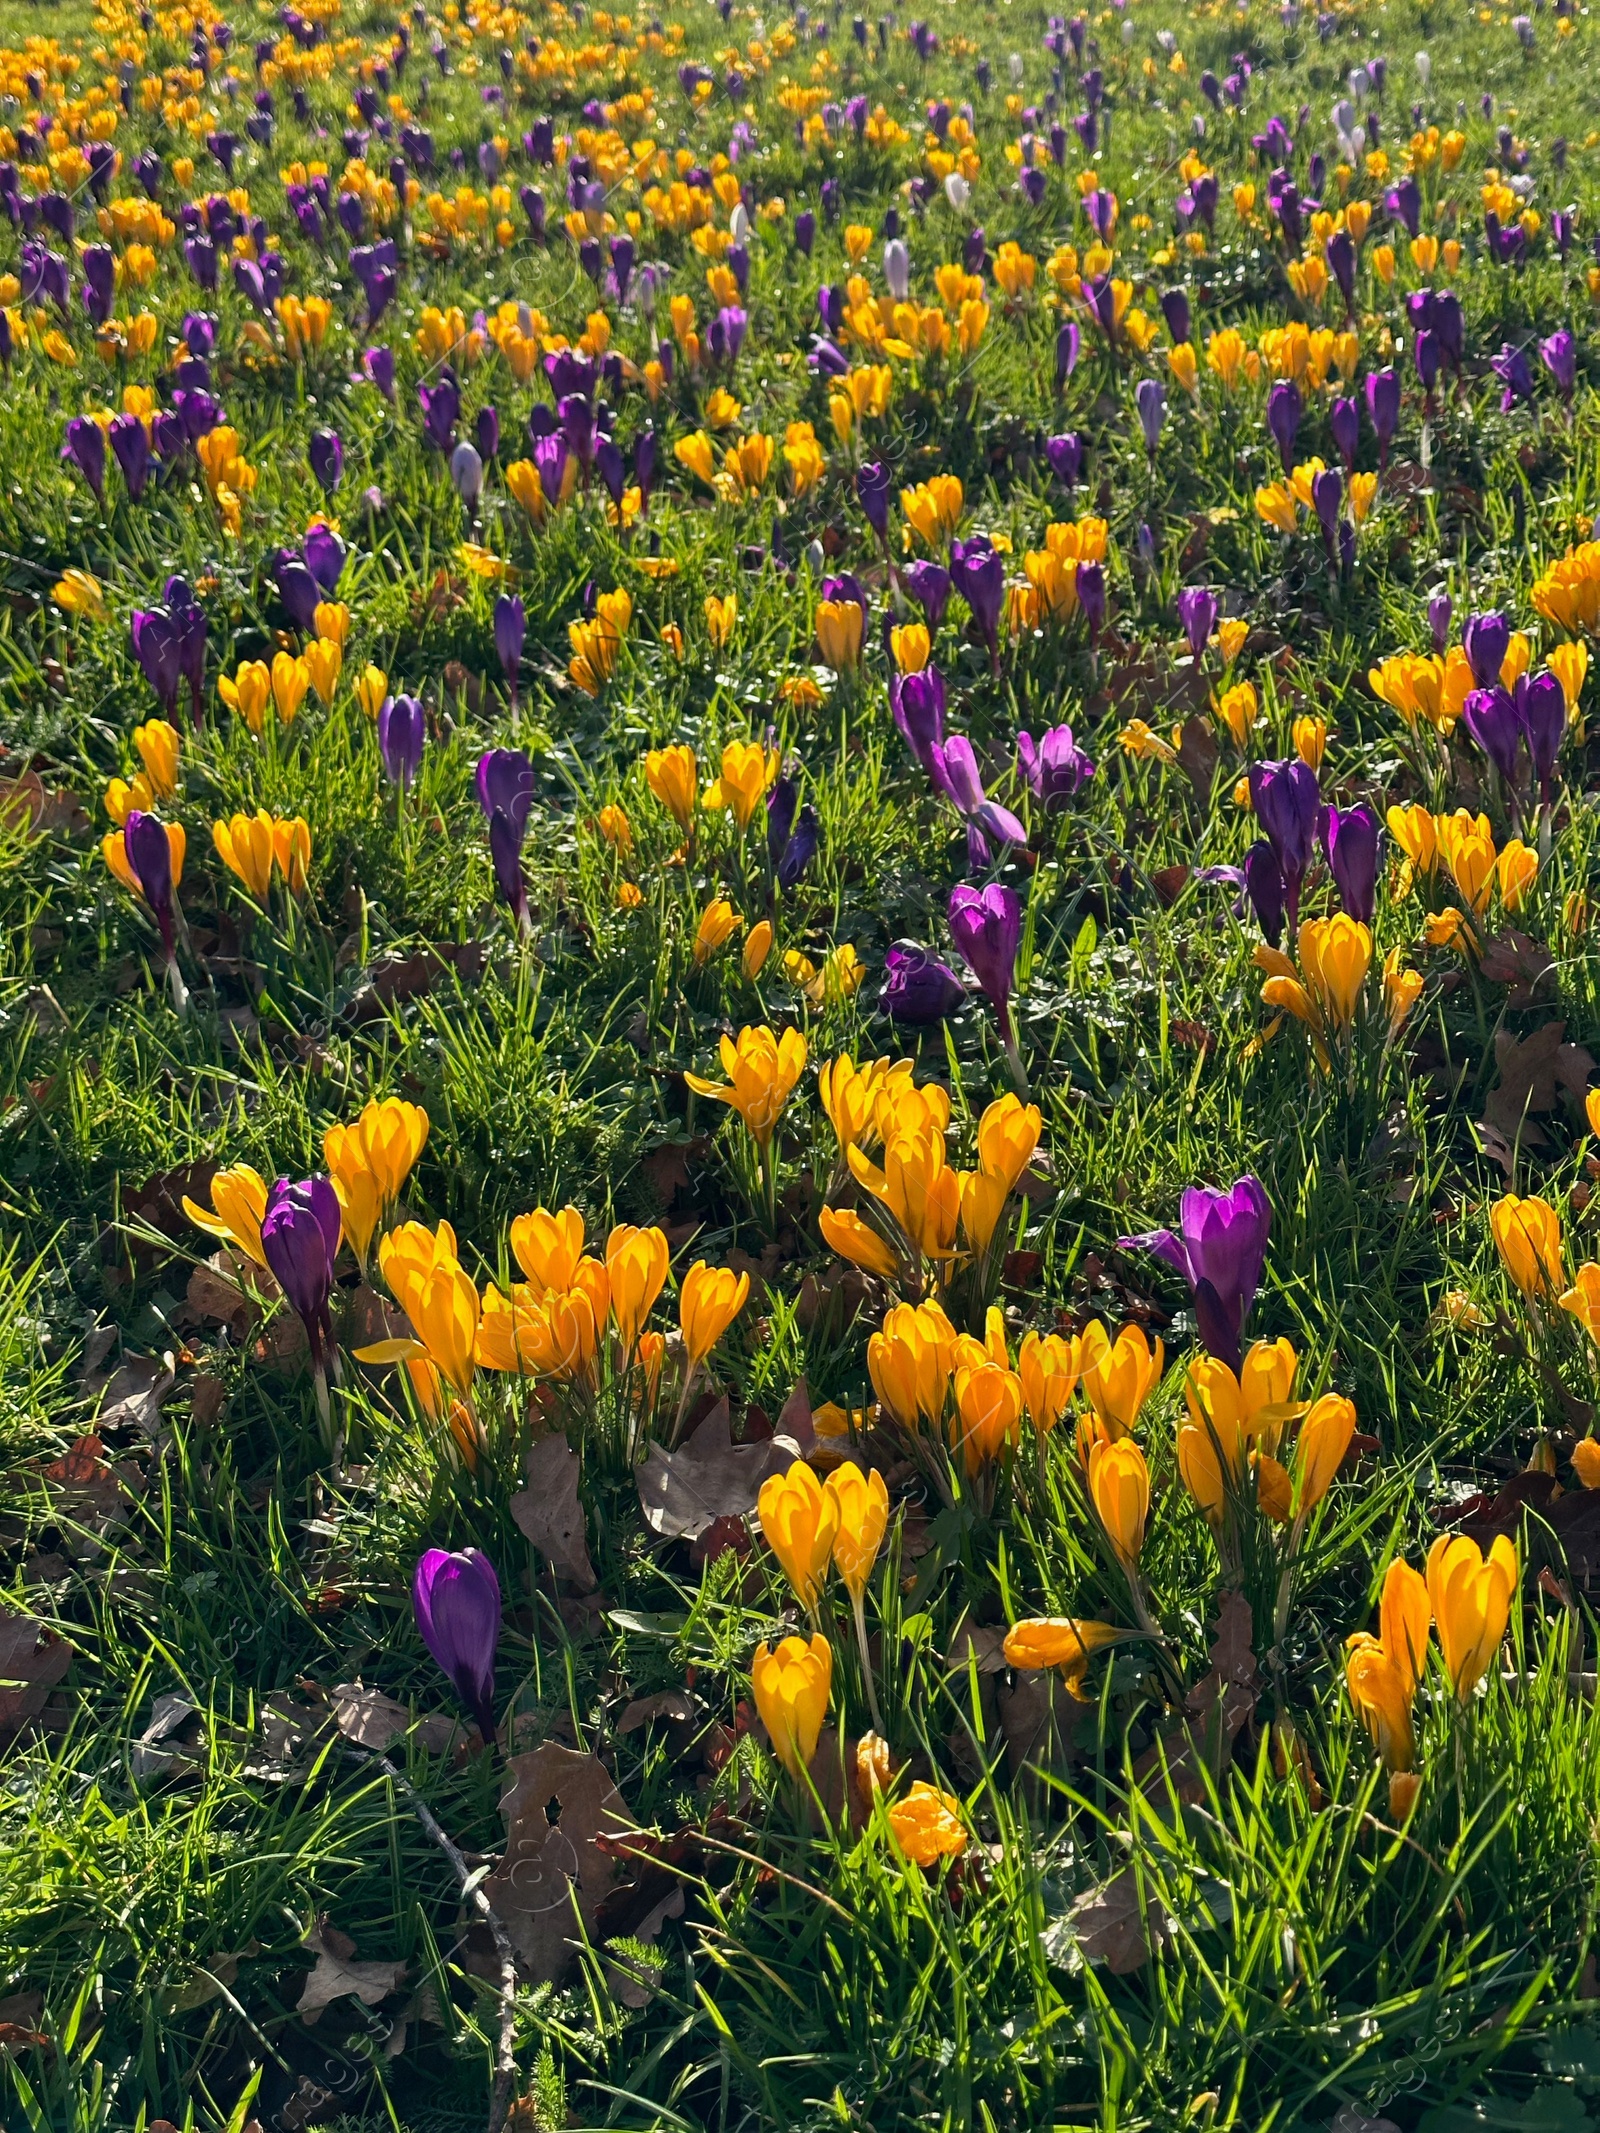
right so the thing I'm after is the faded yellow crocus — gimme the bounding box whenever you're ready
[888,1782,967,1866]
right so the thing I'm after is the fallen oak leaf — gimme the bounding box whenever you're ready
[511,1433,597,1591]
[1481,1020,1594,1145]
[481,1743,635,1985]
[635,1398,809,1542]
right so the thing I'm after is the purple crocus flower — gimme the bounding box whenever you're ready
[260,1176,342,1422]
[304,524,346,594]
[1116,1174,1271,1370]
[1365,367,1400,462]
[81,245,115,326]
[1321,802,1380,922]
[856,460,891,539]
[166,578,207,730]
[931,735,1028,866]
[1325,227,1356,317]
[130,606,182,717]
[1462,611,1510,691]
[903,558,951,632]
[1267,381,1301,470]
[378,693,426,791]
[1492,342,1533,413]
[1312,467,1343,555]
[1428,593,1453,654]
[1160,286,1191,345]
[413,1548,502,1743]
[476,748,535,929]
[418,373,460,451]
[1075,561,1106,643]
[1045,433,1082,490]
[1135,377,1166,457]
[363,345,396,399]
[110,413,151,500]
[62,416,106,503]
[1540,329,1577,403]
[1521,671,1565,805]
[1462,685,1522,784]
[891,666,946,772]
[951,537,1005,671]
[882,941,965,1025]
[494,593,526,705]
[309,427,343,493]
[1329,395,1360,472]
[1247,757,1319,926]
[948,881,1022,1054]
[1242,841,1285,947]
[1177,586,1218,659]
[1055,320,1080,389]
[124,808,180,960]
[1017,724,1094,810]
[275,552,322,634]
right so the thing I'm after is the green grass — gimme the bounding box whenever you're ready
[4,0,1600,2125]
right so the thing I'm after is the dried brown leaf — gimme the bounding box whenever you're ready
[97,1354,176,1437]
[481,1744,635,1984]
[0,1610,74,1742]
[635,1399,807,1541]
[1481,1020,1595,1144]
[511,1434,597,1591]
[297,1918,406,2023]
[1069,1867,1168,1974]
[329,1682,461,1754]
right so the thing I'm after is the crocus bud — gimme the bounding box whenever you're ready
[309,426,343,492]
[378,693,425,790]
[413,1547,502,1740]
